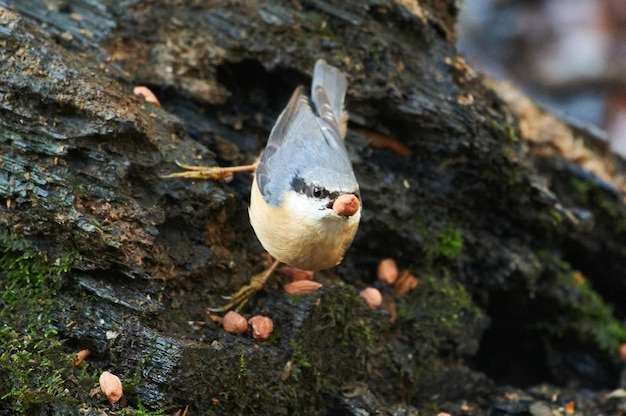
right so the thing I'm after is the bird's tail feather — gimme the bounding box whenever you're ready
[312,60,349,138]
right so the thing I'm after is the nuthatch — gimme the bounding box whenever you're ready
[165,60,361,311]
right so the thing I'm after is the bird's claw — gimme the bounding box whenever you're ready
[206,284,261,313]
[161,161,235,180]
[206,260,281,313]
[162,161,257,181]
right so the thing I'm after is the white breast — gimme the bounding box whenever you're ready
[248,177,360,271]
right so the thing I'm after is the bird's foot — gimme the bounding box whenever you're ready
[207,260,281,313]
[161,160,257,181]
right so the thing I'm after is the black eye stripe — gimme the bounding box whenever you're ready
[291,177,307,194]
[290,176,359,202]
[290,176,334,199]
[307,184,329,199]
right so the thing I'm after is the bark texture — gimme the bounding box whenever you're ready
[1,0,626,414]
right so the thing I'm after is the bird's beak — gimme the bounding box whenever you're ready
[331,194,360,217]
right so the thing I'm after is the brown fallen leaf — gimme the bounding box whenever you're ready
[354,127,409,156]
[394,270,419,294]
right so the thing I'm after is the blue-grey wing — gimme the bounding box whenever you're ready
[257,90,354,206]
[257,61,354,207]
[256,86,313,206]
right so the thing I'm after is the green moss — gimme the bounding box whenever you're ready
[568,176,626,232]
[548,208,563,224]
[401,276,471,338]
[0,326,72,413]
[285,281,483,406]
[418,222,464,262]
[436,227,464,260]
[0,231,77,413]
[118,400,166,416]
[238,353,247,380]
[492,122,520,144]
[0,231,170,414]
[294,286,388,396]
[502,124,519,142]
[570,177,593,195]
[210,342,281,412]
[397,276,478,330]
[595,192,626,233]
[288,340,312,382]
[556,265,626,352]
[392,276,483,393]
[435,278,475,313]
[535,260,626,356]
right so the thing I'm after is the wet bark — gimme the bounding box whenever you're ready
[1,0,626,414]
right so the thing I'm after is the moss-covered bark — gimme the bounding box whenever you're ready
[1,0,626,414]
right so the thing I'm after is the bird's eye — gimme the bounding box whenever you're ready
[312,186,323,198]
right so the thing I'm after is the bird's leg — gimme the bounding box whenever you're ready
[161,161,257,180]
[163,159,267,312]
[207,259,281,313]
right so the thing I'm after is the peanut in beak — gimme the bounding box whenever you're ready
[332,194,359,217]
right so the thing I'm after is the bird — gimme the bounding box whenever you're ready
[164,60,361,311]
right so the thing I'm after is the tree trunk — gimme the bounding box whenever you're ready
[1,0,625,414]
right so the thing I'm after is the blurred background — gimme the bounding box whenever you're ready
[457,0,626,156]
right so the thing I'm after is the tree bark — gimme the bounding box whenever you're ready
[1,0,626,414]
